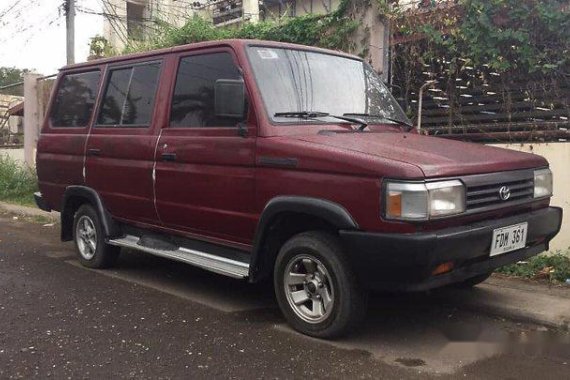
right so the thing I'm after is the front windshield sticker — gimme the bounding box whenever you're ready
[257,48,279,60]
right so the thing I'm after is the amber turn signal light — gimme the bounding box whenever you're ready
[432,261,454,276]
[387,192,402,217]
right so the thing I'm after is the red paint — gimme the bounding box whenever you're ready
[37,40,550,250]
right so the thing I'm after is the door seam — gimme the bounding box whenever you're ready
[152,128,164,225]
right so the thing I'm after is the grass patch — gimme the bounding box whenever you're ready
[0,154,38,206]
[496,251,570,283]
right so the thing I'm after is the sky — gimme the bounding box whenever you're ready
[0,0,104,75]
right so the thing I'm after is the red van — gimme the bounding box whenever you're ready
[35,40,562,338]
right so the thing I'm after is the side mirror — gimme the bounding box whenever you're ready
[215,79,245,119]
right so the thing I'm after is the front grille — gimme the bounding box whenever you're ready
[462,169,535,213]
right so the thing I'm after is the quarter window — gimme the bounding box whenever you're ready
[97,62,161,126]
[170,52,244,127]
[50,71,101,128]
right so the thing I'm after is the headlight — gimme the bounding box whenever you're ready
[385,180,465,221]
[426,180,466,217]
[534,168,553,198]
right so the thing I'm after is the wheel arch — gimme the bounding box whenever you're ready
[60,186,120,242]
[248,196,359,283]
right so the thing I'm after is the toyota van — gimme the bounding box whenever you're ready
[35,40,562,338]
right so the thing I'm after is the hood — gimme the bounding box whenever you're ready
[292,132,547,177]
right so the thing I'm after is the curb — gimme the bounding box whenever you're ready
[436,277,570,330]
[0,201,59,222]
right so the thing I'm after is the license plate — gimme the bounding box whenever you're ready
[490,222,528,257]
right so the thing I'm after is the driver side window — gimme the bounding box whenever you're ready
[170,52,245,127]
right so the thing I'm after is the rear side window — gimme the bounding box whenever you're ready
[97,62,161,127]
[50,71,101,128]
[170,52,243,127]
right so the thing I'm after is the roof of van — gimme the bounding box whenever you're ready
[61,39,362,71]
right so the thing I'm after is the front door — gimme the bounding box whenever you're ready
[154,49,257,247]
[85,59,164,225]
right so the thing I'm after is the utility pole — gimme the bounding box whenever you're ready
[65,0,75,65]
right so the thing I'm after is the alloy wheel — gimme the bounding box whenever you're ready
[283,254,335,324]
[76,215,97,260]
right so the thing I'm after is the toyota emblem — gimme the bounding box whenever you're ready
[499,186,511,201]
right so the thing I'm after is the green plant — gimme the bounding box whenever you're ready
[0,66,29,96]
[394,0,569,74]
[390,0,569,130]
[89,35,114,57]
[0,154,38,206]
[496,251,570,283]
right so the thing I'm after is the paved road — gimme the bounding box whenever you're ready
[1,214,569,379]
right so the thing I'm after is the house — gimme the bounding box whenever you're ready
[261,0,341,19]
[102,0,389,75]
[102,0,350,46]
[102,0,260,50]
[0,95,24,137]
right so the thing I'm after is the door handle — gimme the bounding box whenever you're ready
[87,148,101,156]
[161,152,177,162]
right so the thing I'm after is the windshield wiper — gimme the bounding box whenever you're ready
[343,113,414,131]
[327,115,368,131]
[274,111,368,131]
[274,111,330,119]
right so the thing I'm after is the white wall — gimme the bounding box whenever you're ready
[491,142,570,253]
[0,148,25,163]
[102,0,128,51]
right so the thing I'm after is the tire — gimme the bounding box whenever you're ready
[73,204,120,269]
[453,272,492,288]
[273,231,368,339]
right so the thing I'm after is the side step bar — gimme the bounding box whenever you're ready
[108,235,250,279]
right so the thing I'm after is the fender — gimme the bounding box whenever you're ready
[248,196,359,282]
[60,186,121,241]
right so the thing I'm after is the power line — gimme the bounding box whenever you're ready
[0,0,23,20]
[86,0,185,43]
[0,0,59,45]
[23,12,62,46]
[99,0,128,45]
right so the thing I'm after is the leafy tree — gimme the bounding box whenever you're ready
[0,67,29,96]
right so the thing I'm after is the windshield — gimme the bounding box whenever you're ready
[247,46,410,126]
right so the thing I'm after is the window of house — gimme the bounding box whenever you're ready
[50,70,101,128]
[170,52,245,128]
[97,62,161,127]
[127,2,145,41]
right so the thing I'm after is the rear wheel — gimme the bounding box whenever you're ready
[73,204,119,268]
[274,231,367,339]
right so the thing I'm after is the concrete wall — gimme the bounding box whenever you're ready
[0,148,25,163]
[103,0,128,51]
[491,142,570,253]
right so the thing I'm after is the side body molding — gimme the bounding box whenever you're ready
[248,196,359,282]
[60,186,121,241]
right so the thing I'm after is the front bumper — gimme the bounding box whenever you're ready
[339,207,563,291]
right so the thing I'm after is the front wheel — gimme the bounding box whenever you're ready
[274,231,367,339]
